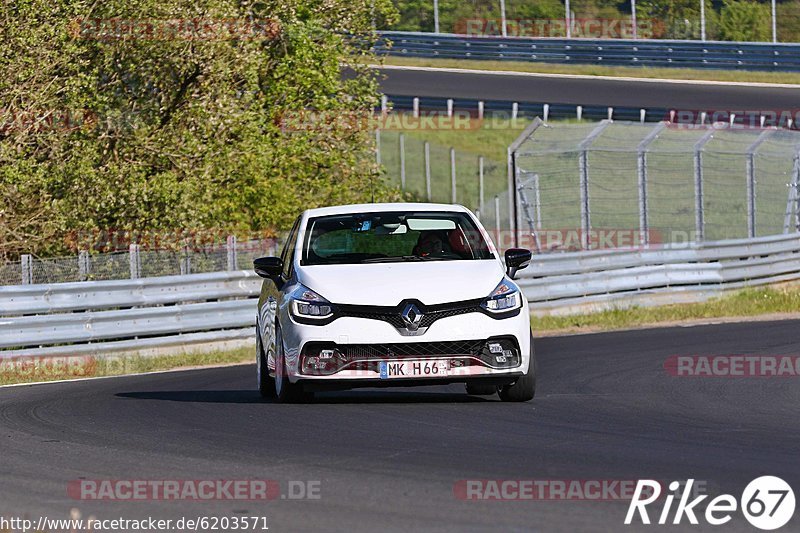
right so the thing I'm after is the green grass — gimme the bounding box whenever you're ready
[532,285,800,335]
[0,347,252,386]
[381,56,800,85]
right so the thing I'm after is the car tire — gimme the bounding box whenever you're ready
[274,325,314,404]
[498,333,536,402]
[465,383,499,396]
[256,324,275,398]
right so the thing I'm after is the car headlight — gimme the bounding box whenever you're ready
[289,284,334,321]
[481,278,522,314]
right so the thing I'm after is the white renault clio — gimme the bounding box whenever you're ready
[253,203,535,403]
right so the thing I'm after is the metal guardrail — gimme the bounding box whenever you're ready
[517,233,800,312]
[1,233,799,359]
[377,31,800,71]
[0,271,260,358]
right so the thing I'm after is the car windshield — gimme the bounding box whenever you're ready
[301,211,494,265]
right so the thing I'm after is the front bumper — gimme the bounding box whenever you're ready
[280,302,531,385]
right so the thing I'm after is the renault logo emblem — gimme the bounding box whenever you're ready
[401,303,424,331]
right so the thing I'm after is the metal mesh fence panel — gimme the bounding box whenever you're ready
[513,120,800,252]
[0,261,22,286]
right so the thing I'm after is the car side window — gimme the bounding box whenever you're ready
[280,217,301,279]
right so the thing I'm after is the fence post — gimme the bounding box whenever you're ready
[479,156,485,215]
[399,133,406,191]
[129,244,141,279]
[424,141,432,201]
[784,154,800,233]
[637,123,665,248]
[227,235,237,271]
[180,244,191,276]
[21,254,33,284]
[578,150,591,249]
[375,128,381,165]
[506,147,515,242]
[575,121,610,250]
[494,195,501,251]
[450,147,457,203]
[78,250,90,281]
[693,129,716,242]
[746,129,775,239]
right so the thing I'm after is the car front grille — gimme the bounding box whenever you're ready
[337,299,481,330]
[339,340,486,361]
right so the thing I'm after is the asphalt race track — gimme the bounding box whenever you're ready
[376,66,800,111]
[1,319,799,532]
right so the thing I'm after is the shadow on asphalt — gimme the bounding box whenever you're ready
[115,389,496,404]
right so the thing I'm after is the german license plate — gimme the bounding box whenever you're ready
[379,360,449,379]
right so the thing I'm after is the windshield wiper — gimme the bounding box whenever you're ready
[360,255,448,263]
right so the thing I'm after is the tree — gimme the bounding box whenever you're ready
[0,0,399,260]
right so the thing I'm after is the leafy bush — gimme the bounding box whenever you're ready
[0,0,400,260]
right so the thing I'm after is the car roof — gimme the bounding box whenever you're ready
[301,202,472,218]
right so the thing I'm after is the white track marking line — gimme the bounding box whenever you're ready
[373,64,800,89]
[0,361,252,389]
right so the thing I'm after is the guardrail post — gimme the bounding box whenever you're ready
[424,141,432,201]
[511,102,518,121]
[129,244,141,279]
[543,104,550,122]
[412,97,419,118]
[21,254,33,284]
[399,133,406,191]
[576,106,582,121]
[78,250,90,281]
[640,109,646,123]
[478,101,484,120]
[227,235,237,271]
[380,95,388,115]
[450,147,457,203]
[446,99,453,118]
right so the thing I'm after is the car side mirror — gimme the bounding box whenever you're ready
[254,256,283,280]
[504,248,532,280]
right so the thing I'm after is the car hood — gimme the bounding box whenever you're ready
[297,260,505,306]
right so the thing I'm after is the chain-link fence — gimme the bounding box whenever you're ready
[513,119,800,252]
[377,127,516,247]
[1,238,280,286]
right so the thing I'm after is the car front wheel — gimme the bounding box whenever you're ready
[498,333,536,402]
[274,325,314,403]
[257,324,275,398]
